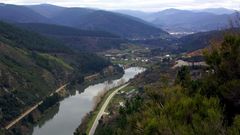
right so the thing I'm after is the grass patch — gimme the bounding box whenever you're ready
[120,86,136,92]
[39,53,73,70]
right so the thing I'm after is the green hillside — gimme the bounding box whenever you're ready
[0,21,110,127]
[91,34,240,135]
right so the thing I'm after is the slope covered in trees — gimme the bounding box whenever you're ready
[93,33,240,135]
[0,21,111,127]
[178,30,225,52]
[16,23,124,52]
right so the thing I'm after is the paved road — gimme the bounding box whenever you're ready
[5,84,68,130]
[89,83,129,135]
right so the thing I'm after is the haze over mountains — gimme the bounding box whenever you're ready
[193,8,235,15]
[0,3,238,52]
[0,3,169,39]
[0,3,237,37]
[116,8,238,33]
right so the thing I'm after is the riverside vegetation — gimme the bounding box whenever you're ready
[91,33,240,135]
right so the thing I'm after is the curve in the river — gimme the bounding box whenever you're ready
[32,67,145,135]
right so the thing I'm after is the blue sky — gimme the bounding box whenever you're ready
[2,0,240,11]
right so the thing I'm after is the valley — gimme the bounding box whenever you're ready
[0,2,239,135]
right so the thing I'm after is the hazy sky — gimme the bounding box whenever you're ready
[1,0,240,11]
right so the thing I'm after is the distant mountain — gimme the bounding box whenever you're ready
[0,3,51,23]
[16,23,124,52]
[47,7,169,39]
[193,8,236,15]
[151,9,232,33]
[27,4,65,17]
[116,8,237,33]
[114,10,154,22]
[0,3,169,39]
[3,3,235,35]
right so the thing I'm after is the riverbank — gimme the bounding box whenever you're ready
[4,84,68,130]
[74,84,124,135]
[75,71,124,94]
[32,67,144,135]
[74,68,146,135]
[89,84,129,135]
[5,66,124,135]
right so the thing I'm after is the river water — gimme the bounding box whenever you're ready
[32,67,145,135]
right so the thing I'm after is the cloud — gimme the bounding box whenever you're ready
[1,0,240,11]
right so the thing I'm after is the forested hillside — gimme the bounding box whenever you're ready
[178,30,225,52]
[93,33,240,135]
[0,21,110,128]
[16,23,124,52]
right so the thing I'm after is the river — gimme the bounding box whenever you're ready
[32,67,145,135]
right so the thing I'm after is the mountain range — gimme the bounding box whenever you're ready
[116,8,238,33]
[0,3,237,38]
[0,3,168,39]
[0,3,238,53]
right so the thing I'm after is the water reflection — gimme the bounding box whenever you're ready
[32,67,145,135]
[37,104,60,128]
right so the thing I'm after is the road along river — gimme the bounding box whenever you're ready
[32,67,145,135]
